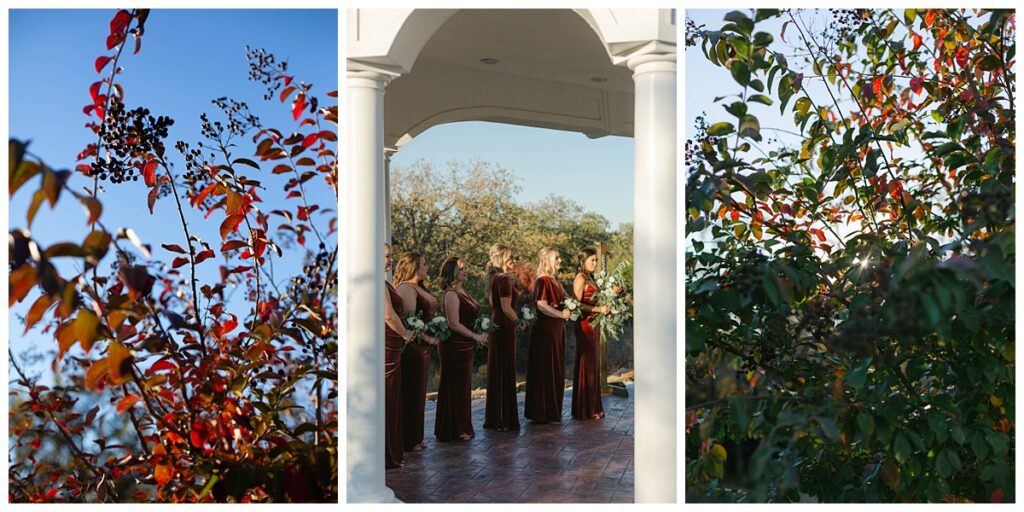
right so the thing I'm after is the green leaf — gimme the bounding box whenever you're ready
[723,11,754,35]
[894,432,911,462]
[729,397,751,435]
[738,115,761,141]
[936,449,954,478]
[708,122,735,136]
[857,411,875,440]
[749,94,774,105]
[725,101,748,118]
[951,426,966,445]
[754,9,780,22]
[927,412,949,444]
[730,60,751,86]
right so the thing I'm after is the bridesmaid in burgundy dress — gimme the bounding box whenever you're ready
[394,253,441,451]
[484,243,520,432]
[525,247,571,424]
[383,244,415,469]
[571,248,610,420]
[435,257,487,441]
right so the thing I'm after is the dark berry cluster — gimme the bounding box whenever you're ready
[288,244,336,307]
[90,100,174,183]
[685,17,705,48]
[686,113,720,174]
[245,46,289,101]
[798,295,837,343]
[211,97,260,138]
[173,140,210,187]
[826,9,870,42]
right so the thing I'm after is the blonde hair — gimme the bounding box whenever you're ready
[392,252,423,285]
[488,243,512,273]
[536,247,559,276]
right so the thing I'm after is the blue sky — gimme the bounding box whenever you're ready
[8,9,337,362]
[390,122,634,228]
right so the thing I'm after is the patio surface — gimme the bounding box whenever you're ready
[385,385,635,503]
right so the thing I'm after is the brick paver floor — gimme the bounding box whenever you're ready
[385,384,634,503]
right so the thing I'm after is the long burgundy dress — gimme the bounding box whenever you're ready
[435,288,480,442]
[524,276,567,423]
[399,282,438,450]
[484,272,520,431]
[572,279,605,420]
[384,281,405,469]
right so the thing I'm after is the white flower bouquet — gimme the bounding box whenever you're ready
[591,260,633,342]
[424,315,450,341]
[516,306,535,331]
[473,316,496,333]
[562,298,582,321]
[403,314,427,343]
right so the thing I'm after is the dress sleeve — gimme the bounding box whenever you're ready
[534,277,561,305]
[496,274,513,299]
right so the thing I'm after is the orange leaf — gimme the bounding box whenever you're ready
[220,215,245,241]
[194,249,215,264]
[221,240,248,252]
[107,341,134,385]
[292,93,306,121]
[73,309,101,353]
[154,463,173,487]
[911,33,923,51]
[24,294,55,335]
[116,395,141,413]
[141,159,157,187]
[925,9,936,27]
[85,359,109,390]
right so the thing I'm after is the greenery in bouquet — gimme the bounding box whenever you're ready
[561,298,583,321]
[403,314,427,343]
[424,315,451,341]
[592,261,634,342]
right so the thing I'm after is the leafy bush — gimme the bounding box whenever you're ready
[9,9,338,502]
[686,9,1014,503]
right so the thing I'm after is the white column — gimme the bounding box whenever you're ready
[629,52,677,504]
[346,69,396,503]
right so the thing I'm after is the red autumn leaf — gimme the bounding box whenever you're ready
[194,249,215,264]
[292,93,306,121]
[171,256,189,268]
[116,395,141,413]
[729,209,740,221]
[910,77,924,95]
[301,133,318,148]
[991,487,1004,503]
[154,464,172,487]
[89,81,103,102]
[220,214,245,241]
[95,55,113,73]
[146,360,177,375]
[221,240,248,252]
[911,32,922,51]
[955,46,969,68]
[106,32,125,50]
[109,10,131,36]
[925,9,936,27]
[222,314,238,334]
[161,243,187,254]
[811,228,826,242]
[283,75,293,86]
[75,164,93,174]
[872,75,886,101]
[44,488,59,500]
[297,206,310,221]
[142,159,158,187]
[192,182,218,208]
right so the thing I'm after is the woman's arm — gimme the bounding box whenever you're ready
[573,274,607,315]
[384,288,412,341]
[537,299,570,319]
[397,284,438,344]
[500,296,518,322]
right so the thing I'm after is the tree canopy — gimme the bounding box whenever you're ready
[686,9,1014,503]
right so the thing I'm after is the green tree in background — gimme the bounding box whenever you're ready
[686,9,1014,503]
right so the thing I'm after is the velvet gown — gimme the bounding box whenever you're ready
[571,279,605,420]
[484,272,520,431]
[434,288,480,441]
[524,275,567,423]
[399,282,438,450]
[384,281,405,469]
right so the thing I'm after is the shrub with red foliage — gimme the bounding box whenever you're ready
[9,9,338,503]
